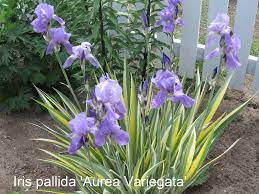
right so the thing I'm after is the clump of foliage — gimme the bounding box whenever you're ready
[0,0,65,111]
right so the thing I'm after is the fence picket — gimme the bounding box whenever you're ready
[114,1,258,93]
[252,59,259,95]
[178,0,202,78]
[229,0,259,90]
[202,0,229,80]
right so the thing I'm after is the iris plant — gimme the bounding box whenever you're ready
[64,42,100,69]
[32,3,125,152]
[206,13,241,70]
[156,0,184,33]
[46,27,73,55]
[151,70,195,108]
[32,3,250,194]
[31,3,64,33]
[68,76,129,153]
[31,3,99,110]
[91,76,128,147]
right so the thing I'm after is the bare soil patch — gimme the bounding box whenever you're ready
[0,112,70,194]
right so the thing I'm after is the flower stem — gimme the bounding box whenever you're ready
[141,0,151,80]
[80,62,89,112]
[142,34,150,80]
[54,51,82,111]
[99,0,107,72]
[170,32,177,72]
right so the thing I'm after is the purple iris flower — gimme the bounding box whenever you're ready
[31,3,64,33]
[162,52,172,69]
[224,34,241,70]
[46,27,73,55]
[156,0,183,33]
[208,13,230,35]
[168,0,183,6]
[84,76,129,148]
[151,70,195,108]
[64,42,100,69]
[141,11,149,29]
[95,77,123,104]
[151,70,175,108]
[170,77,195,108]
[156,6,176,33]
[68,113,96,154]
[205,13,241,71]
[152,70,175,91]
[138,79,149,104]
[142,79,149,97]
[206,13,231,49]
[213,66,218,78]
[95,76,126,119]
[93,118,129,147]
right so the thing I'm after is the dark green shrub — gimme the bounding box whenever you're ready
[0,0,66,111]
[0,0,168,111]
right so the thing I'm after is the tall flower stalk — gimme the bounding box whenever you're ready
[98,0,107,72]
[205,13,241,72]
[31,3,101,111]
[203,13,242,120]
[54,51,82,110]
[156,0,184,70]
[141,0,152,80]
[31,3,82,110]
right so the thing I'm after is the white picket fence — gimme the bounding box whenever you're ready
[115,0,259,94]
[175,0,259,94]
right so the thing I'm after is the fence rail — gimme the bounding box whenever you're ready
[167,38,258,76]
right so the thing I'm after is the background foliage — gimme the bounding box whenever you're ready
[0,0,171,111]
[0,0,64,111]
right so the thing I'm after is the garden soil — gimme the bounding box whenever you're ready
[0,75,258,194]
